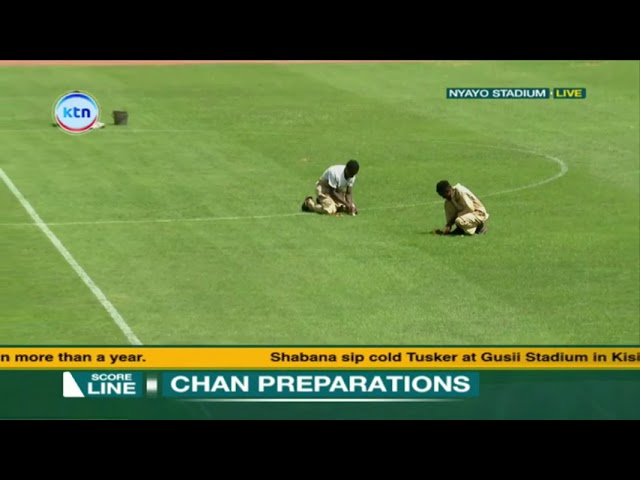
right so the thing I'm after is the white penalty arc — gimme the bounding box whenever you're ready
[362,142,569,212]
[0,142,568,227]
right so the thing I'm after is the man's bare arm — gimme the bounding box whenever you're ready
[329,188,348,205]
[345,186,356,213]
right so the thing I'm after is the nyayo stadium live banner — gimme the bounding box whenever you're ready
[0,347,639,418]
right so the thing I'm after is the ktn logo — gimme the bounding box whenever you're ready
[53,91,101,134]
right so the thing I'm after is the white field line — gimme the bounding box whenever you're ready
[0,145,568,228]
[0,167,143,345]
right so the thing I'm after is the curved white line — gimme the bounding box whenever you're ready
[364,145,569,212]
[0,144,568,227]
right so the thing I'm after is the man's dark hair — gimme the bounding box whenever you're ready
[346,159,360,174]
[436,180,451,195]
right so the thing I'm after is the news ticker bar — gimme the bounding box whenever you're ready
[1,347,639,370]
[64,371,480,400]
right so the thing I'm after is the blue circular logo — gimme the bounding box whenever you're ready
[53,91,100,134]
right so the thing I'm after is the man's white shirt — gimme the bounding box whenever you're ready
[320,165,356,192]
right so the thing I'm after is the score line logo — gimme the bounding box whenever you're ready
[62,371,145,398]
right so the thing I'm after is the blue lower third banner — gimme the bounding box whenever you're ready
[160,371,480,400]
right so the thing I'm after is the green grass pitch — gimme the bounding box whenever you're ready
[0,60,638,345]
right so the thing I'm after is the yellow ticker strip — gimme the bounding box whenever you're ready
[0,347,638,369]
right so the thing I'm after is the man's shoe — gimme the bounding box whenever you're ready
[301,196,314,212]
[476,222,488,235]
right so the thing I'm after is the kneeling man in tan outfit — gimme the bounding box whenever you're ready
[433,180,489,236]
